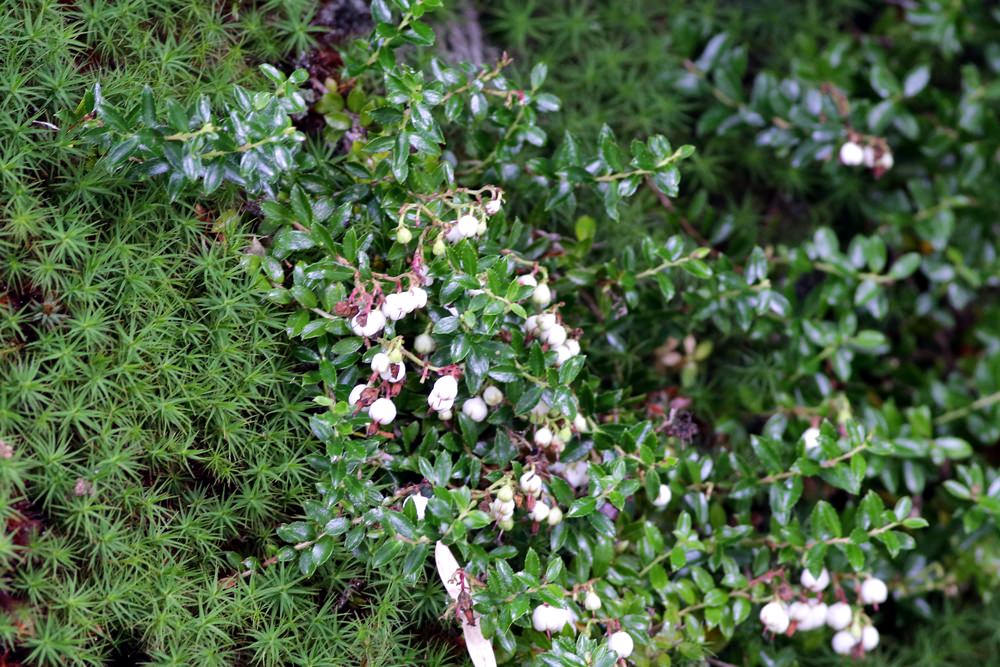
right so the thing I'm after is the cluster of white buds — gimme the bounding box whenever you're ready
[428,375,459,415]
[490,489,516,529]
[445,213,487,243]
[832,624,879,655]
[531,604,573,634]
[524,310,581,368]
[517,274,553,307]
[839,140,893,173]
[789,599,828,631]
[772,570,888,657]
[382,286,428,321]
[607,631,634,659]
[371,351,406,383]
[349,382,397,426]
[460,387,506,423]
[529,498,563,526]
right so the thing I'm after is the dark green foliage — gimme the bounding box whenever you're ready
[4,0,1000,664]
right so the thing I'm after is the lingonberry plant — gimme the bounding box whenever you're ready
[74,1,1000,664]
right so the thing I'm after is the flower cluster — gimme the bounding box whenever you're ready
[838,136,894,174]
[760,571,889,658]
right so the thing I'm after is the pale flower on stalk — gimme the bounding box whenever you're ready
[350,310,386,338]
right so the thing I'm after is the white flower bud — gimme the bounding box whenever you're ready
[839,141,865,166]
[532,605,549,632]
[407,494,428,520]
[583,590,602,611]
[523,315,539,335]
[861,624,879,651]
[802,427,821,451]
[534,427,554,447]
[543,324,567,347]
[490,498,514,521]
[382,293,411,321]
[537,313,557,331]
[407,286,428,309]
[381,361,405,383]
[428,392,454,413]
[608,631,634,659]
[795,601,827,631]
[348,384,368,407]
[497,485,514,502]
[826,602,852,630]
[805,602,828,631]
[653,483,672,508]
[498,517,513,531]
[547,506,563,526]
[396,226,413,244]
[530,501,550,522]
[800,567,830,592]
[564,339,581,356]
[547,607,571,633]
[532,283,552,306]
[432,375,459,400]
[519,471,542,496]
[483,386,504,407]
[859,577,888,605]
[414,333,436,355]
[862,145,876,168]
[476,220,487,236]
[517,274,538,287]
[371,352,391,375]
[456,214,479,238]
[438,408,453,420]
[485,198,502,216]
[573,413,587,432]
[875,151,893,171]
[369,398,396,425]
[788,601,811,623]
[462,397,488,422]
[433,238,447,255]
[350,310,386,338]
[832,630,858,655]
[533,605,571,633]
[555,345,574,366]
[759,601,790,634]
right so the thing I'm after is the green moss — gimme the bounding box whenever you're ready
[0,2,456,664]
